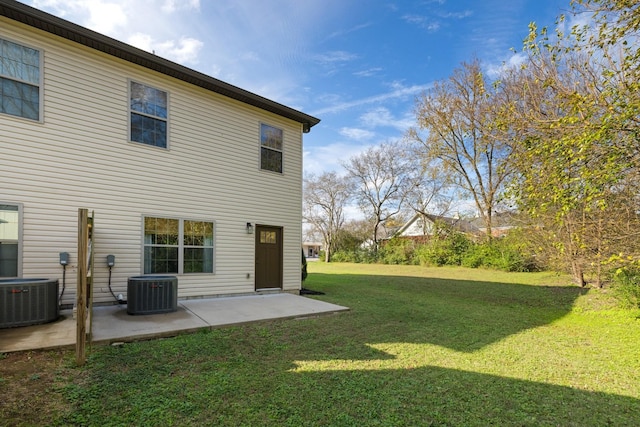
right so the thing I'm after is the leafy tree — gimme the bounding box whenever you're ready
[503,1,640,286]
[303,171,353,262]
[408,60,514,239]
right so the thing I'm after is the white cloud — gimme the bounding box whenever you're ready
[126,33,203,65]
[402,14,441,32]
[312,82,431,116]
[31,0,128,35]
[440,10,473,19]
[303,142,374,176]
[325,22,372,42]
[161,0,200,13]
[360,107,394,127]
[339,128,375,141]
[85,1,127,34]
[313,51,359,64]
[127,33,153,51]
[156,37,203,64]
[360,107,415,132]
[485,51,528,78]
[353,67,383,78]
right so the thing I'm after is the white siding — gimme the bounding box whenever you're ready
[399,216,434,237]
[0,18,304,305]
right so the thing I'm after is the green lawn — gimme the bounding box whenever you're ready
[11,263,640,426]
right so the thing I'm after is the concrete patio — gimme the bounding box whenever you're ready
[0,293,349,353]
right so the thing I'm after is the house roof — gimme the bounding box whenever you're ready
[468,211,518,230]
[395,213,480,236]
[0,0,320,133]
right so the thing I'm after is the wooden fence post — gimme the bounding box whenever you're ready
[76,208,88,366]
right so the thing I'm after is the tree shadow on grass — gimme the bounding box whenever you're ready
[55,272,640,426]
[305,273,589,353]
[266,364,640,426]
[64,329,640,426]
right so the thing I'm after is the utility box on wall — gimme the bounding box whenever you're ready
[127,276,178,315]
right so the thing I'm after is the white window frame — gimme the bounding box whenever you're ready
[0,37,43,122]
[259,122,284,174]
[142,216,215,275]
[128,80,169,149]
[0,202,23,278]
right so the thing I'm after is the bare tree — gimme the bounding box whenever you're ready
[403,144,453,218]
[343,140,417,252]
[407,60,514,239]
[303,171,353,262]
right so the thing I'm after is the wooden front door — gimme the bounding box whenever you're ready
[255,225,283,290]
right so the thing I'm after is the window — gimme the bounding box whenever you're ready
[143,217,214,274]
[260,123,283,173]
[259,230,277,244]
[130,81,168,148]
[0,38,40,120]
[0,204,21,277]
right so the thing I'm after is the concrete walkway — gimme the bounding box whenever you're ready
[0,293,349,353]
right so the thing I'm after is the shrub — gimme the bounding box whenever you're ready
[415,232,472,267]
[611,268,640,309]
[461,244,486,269]
[331,249,377,263]
[378,238,418,265]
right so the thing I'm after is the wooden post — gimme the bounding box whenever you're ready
[87,212,94,341]
[76,208,88,366]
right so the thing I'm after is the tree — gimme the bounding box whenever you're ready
[503,1,640,286]
[303,171,353,262]
[408,60,514,239]
[404,145,453,219]
[343,141,418,253]
[334,219,373,252]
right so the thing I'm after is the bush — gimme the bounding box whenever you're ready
[461,244,487,269]
[331,249,376,263]
[327,228,540,273]
[611,268,640,309]
[378,238,418,265]
[461,237,538,272]
[415,232,472,267]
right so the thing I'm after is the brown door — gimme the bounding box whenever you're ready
[255,225,283,290]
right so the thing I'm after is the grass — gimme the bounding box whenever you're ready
[2,263,640,426]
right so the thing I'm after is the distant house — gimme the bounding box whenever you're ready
[302,242,322,258]
[0,1,319,306]
[394,213,480,239]
[468,212,518,238]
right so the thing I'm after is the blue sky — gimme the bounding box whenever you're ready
[27,0,568,176]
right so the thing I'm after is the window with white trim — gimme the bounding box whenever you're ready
[0,204,21,277]
[0,38,41,120]
[143,217,214,274]
[130,81,168,148]
[260,123,283,173]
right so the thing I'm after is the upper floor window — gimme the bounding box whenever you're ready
[260,123,283,173]
[0,38,40,121]
[143,216,214,274]
[130,81,168,148]
[0,204,21,277]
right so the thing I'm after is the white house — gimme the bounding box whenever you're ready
[302,242,322,259]
[395,213,480,238]
[0,1,319,307]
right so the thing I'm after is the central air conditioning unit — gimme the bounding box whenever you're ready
[0,278,59,328]
[127,276,178,315]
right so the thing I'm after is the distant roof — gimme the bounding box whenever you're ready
[0,0,320,133]
[395,213,480,236]
[424,214,479,234]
